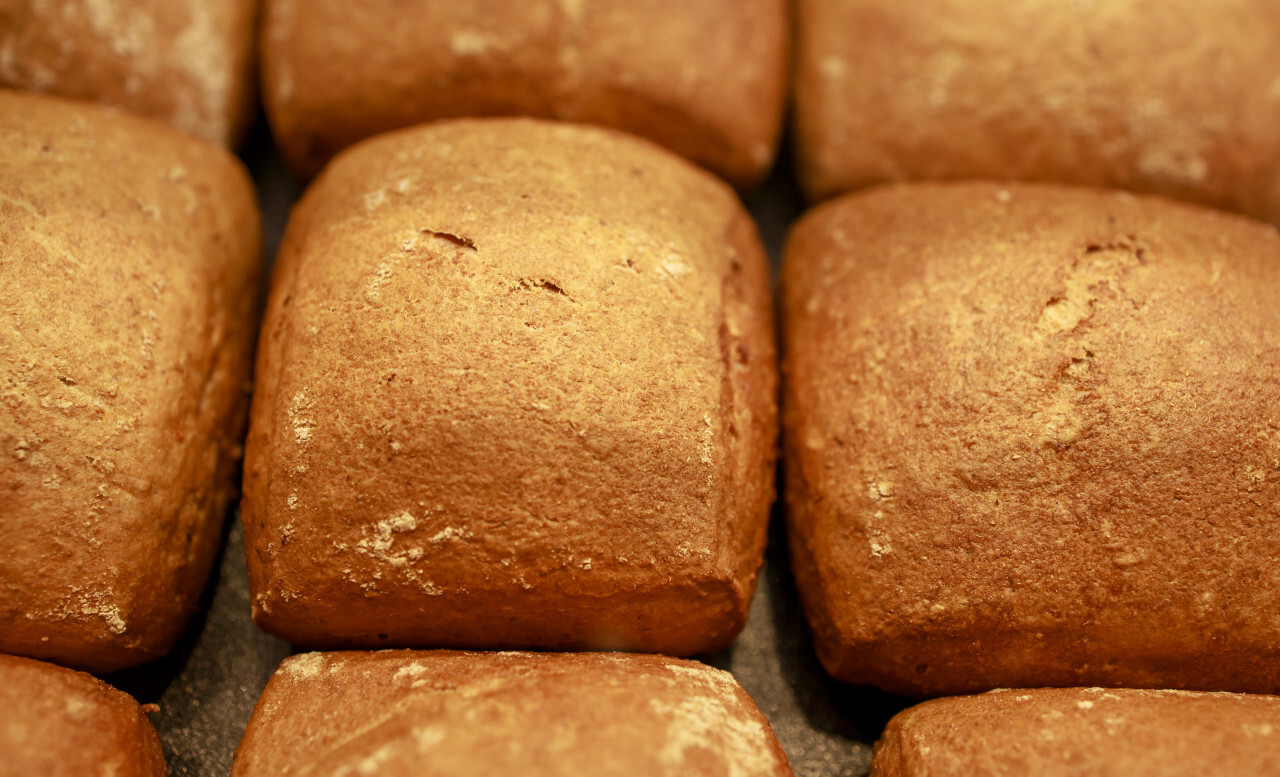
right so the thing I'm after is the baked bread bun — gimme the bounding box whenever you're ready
[242,118,777,655]
[782,181,1280,696]
[0,0,257,146]
[794,0,1280,223]
[0,654,166,777]
[872,687,1280,776]
[232,650,793,777]
[0,91,262,672]
[260,0,787,188]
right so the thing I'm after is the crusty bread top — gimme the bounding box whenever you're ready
[243,118,777,652]
[0,0,257,145]
[0,90,261,670]
[0,654,165,777]
[782,181,1280,695]
[795,0,1280,223]
[260,0,787,186]
[233,651,793,777]
[872,687,1280,777]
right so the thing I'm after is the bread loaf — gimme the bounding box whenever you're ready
[872,687,1280,776]
[241,118,777,655]
[260,0,788,188]
[782,181,1280,696]
[0,0,257,145]
[794,0,1280,223]
[0,654,166,777]
[232,650,793,777]
[0,91,262,671]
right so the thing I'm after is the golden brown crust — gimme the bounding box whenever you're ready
[0,0,258,146]
[260,0,787,188]
[781,181,1280,696]
[0,654,166,777]
[794,0,1280,223]
[0,90,262,671]
[232,650,793,777]
[871,688,1280,777]
[241,118,777,655]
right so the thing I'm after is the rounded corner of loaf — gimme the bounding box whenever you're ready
[256,0,790,188]
[239,115,778,655]
[0,87,265,674]
[0,0,259,149]
[234,648,794,777]
[791,0,1280,223]
[0,654,167,776]
[780,180,1280,695]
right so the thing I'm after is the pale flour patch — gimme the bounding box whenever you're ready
[172,2,232,141]
[450,31,495,56]
[288,391,316,445]
[649,687,778,777]
[82,603,127,634]
[282,652,325,679]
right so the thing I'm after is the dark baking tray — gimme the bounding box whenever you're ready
[103,121,914,777]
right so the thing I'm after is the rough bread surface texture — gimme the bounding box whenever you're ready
[872,687,1280,776]
[232,650,793,777]
[0,91,263,672]
[0,654,166,777]
[0,0,258,146]
[782,181,1280,696]
[795,0,1280,223]
[242,118,778,655]
[260,0,787,188]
